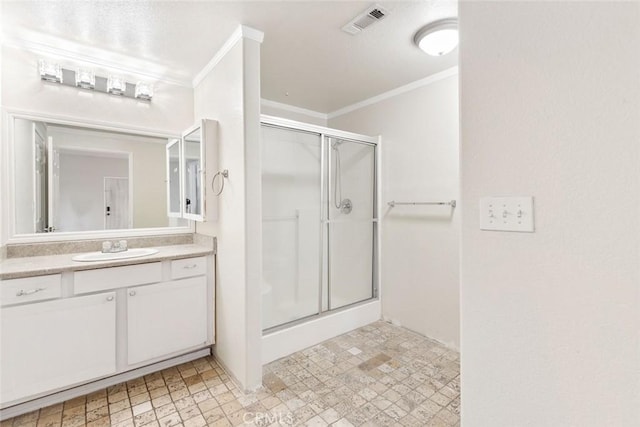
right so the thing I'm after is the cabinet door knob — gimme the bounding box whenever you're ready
[129,291,136,296]
[106,296,114,302]
[184,264,198,269]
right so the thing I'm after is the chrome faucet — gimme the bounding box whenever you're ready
[102,240,128,253]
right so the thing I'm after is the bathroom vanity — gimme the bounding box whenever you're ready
[1,109,221,419]
[0,242,215,417]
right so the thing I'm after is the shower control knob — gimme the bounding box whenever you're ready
[340,198,353,215]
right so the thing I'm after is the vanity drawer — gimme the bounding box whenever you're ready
[0,274,62,306]
[171,256,207,280]
[75,263,162,294]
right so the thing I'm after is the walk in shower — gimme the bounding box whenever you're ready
[261,117,379,333]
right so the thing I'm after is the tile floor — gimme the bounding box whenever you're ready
[1,321,460,427]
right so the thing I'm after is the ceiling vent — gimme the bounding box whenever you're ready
[342,4,388,35]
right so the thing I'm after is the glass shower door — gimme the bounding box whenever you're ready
[261,126,322,330]
[327,138,376,310]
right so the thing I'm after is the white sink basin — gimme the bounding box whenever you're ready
[72,248,159,262]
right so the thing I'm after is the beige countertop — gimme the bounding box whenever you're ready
[0,244,214,280]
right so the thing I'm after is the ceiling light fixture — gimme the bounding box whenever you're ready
[37,59,154,102]
[414,18,458,57]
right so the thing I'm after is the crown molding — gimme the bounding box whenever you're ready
[2,35,192,87]
[261,67,459,122]
[327,66,459,119]
[260,99,328,120]
[192,25,264,88]
[260,66,459,123]
[240,25,265,44]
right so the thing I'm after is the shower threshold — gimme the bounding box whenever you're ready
[262,296,379,336]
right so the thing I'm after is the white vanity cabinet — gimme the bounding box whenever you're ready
[0,253,214,412]
[0,292,117,404]
[128,276,207,365]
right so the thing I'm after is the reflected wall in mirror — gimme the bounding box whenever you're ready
[167,139,182,217]
[182,125,204,221]
[13,117,188,234]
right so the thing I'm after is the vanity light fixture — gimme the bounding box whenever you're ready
[135,82,154,101]
[38,59,63,83]
[75,68,95,89]
[107,75,127,95]
[37,59,154,102]
[414,18,459,56]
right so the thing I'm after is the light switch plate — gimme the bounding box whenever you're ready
[480,196,534,232]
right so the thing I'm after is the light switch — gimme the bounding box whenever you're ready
[480,196,534,232]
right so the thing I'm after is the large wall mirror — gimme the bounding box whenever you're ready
[11,115,189,237]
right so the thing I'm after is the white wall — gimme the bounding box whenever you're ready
[459,2,640,426]
[57,152,128,232]
[329,74,460,348]
[194,30,263,391]
[243,38,263,391]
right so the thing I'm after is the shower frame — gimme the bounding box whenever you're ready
[260,115,381,334]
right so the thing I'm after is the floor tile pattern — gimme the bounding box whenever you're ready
[2,321,460,426]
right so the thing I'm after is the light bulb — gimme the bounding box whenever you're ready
[135,81,154,101]
[38,59,62,83]
[75,68,95,89]
[107,75,127,95]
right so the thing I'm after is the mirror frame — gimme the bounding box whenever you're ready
[181,120,207,222]
[3,110,194,243]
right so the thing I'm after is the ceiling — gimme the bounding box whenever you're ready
[1,1,458,113]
